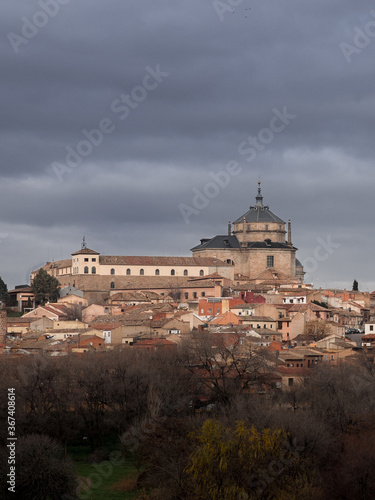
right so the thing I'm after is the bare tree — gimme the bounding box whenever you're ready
[304,319,332,341]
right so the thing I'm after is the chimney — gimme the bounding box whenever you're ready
[228,221,231,236]
[287,219,292,246]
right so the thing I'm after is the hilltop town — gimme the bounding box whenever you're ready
[1,184,374,388]
[2,184,375,498]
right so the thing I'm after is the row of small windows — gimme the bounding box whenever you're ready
[125,269,205,276]
[83,268,206,276]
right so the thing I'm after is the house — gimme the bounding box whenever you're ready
[361,334,375,348]
[30,316,54,332]
[237,315,277,330]
[69,334,105,353]
[209,311,241,327]
[22,303,71,321]
[364,322,375,335]
[58,294,88,307]
[6,317,36,336]
[7,285,35,312]
[246,328,282,346]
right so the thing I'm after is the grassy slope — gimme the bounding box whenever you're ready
[68,439,140,499]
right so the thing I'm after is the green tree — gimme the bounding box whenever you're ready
[31,269,60,305]
[0,275,8,306]
[352,279,359,291]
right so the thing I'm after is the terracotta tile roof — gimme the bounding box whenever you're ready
[71,248,100,255]
[6,317,35,324]
[210,311,240,326]
[98,256,230,267]
[134,338,176,347]
[239,316,276,322]
[48,259,72,269]
[109,291,160,301]
[289,303,329,313]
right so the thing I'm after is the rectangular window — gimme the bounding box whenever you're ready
[267,255,274,267]
[288,378,294,386]
[84,258,89,262]
[370,325,374,331]
[92,258,96,262]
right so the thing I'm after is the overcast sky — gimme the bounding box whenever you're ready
[1,0,375,291]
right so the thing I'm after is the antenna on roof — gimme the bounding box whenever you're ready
[82,235,87,250]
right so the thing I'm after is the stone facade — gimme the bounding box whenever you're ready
[191,183,304,284]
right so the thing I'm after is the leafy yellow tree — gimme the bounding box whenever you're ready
[186,419,310,499]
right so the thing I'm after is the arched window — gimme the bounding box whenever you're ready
[84,266,89,274]
[126,268,131,275]
[183,269,188,276]
[171,269,175,276]
[199,270,204,276]
[155,269,160,276]
[92,267,96,274]
[110,282,115,289]
[110,268,115,275]
[140,269,144,275]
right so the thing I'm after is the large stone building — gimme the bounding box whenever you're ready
[31,184,304,301]
[31,245,233,303]
[191,183,304,284]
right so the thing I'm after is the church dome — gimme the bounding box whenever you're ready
[233,182,285,224]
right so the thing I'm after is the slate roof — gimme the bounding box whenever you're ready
[233,206,285,224]
[233,184,285,224]
[191,236,295,251]
[191,235,240,251]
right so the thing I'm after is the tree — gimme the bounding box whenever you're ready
[181,333,271,406]
[352,279,359,291]
[304,319,332,342]
[31,268,60,305]
[0,434,76,499]
[0,275,8,305]
[186,419,312,499]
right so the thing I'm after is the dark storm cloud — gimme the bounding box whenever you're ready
[1,0,375,288]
